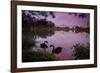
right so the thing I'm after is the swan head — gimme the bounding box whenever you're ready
[44,41,48,43]
[50,45,54,48]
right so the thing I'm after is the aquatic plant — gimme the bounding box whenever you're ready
[72,43,90,59]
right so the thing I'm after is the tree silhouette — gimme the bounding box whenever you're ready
[22,10,55,21]
[69,13,88,18]
[22,10,56,28]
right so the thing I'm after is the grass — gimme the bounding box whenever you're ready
[22,50,57,62]
[73,43,90,59]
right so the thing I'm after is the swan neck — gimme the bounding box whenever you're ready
[52,46,55,49]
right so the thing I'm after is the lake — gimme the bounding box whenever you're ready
[31,30,90,60]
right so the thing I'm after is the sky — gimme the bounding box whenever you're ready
[24,10,90,28]
[47,12,90,27]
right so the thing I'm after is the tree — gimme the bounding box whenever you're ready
[22,10,55,21]
[22,10,56,28]
[69,13,88,18]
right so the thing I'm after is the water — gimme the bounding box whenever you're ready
[32,31,89,60]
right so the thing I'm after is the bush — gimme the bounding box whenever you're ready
[73,43,90,59]
[22,50,57,62]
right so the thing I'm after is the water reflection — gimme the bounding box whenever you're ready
[22,28,90,62]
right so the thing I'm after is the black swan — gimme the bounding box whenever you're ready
[40,41,48,51]
[50,45,63,54]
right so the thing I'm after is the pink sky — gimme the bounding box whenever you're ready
[47,12,90,28]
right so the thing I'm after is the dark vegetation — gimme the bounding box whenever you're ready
[72,43,90,59]
[22,10,57,62]
[56,26,89,33]
[22,50,57,62]
[69,13,89,18]
[22,10,55,30]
